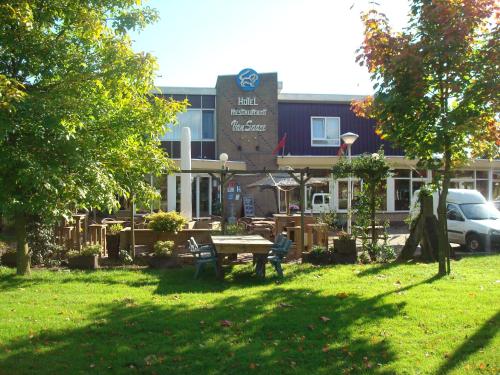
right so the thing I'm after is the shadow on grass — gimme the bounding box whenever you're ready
[0,287,403,374]
[436,310,499,375]
[0,262,325,294]
[355,260,418,278]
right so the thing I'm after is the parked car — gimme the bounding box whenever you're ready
[411,189,500,252]
[493,200,500,211]
[311,193,331,213]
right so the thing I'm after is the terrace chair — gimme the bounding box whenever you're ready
[187,237,219,279]
[267,239,292,278]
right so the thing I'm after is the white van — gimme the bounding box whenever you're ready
[411,189,500,252]
[311,193,331,213]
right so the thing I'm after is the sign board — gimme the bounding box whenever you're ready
[236,68,260,91]
[243,195,255,217]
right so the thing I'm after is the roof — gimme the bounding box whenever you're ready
[152,87,216,95]
[277,93,368,103]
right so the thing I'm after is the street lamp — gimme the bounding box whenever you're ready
[219,153,229,233]
[341,132,359,234]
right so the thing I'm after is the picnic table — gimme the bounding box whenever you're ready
[210,235,273,278]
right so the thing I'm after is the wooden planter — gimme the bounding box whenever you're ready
[148,255,180,269]
[334,238,356,254]
[106,234,120,259]
[0,252,17,268]
[333,238,357,264]
[68,255,99,270]
[302,251,334,265]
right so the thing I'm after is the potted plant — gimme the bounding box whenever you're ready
[67,244,101,270]
[333,231,357,264]
[106,223,123,259]
[302,245,334,265]
[148,240,179,268]
[289,202,300,214]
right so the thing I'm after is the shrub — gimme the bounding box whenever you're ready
[107,224,123,236]
[310,245,328,255]
[153,240,174,257]
[358,251,371,264]
[225,223,246,235]
[118,249,134,264]
[337,231,353,240]
[318,210,338,230]
[80,244,102,256]
[27,220,60,266]
[119,249,133,265]
[147,211,187,232]
[66,250,80,258]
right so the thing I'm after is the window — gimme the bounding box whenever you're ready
[162,109,215,141]
[311,117,340,146]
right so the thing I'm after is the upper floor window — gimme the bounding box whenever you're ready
[311,117,340,147]
[162,109,215,141]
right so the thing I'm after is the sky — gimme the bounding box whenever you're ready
[131,0,410,95]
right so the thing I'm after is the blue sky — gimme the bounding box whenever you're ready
[131,0,409,94]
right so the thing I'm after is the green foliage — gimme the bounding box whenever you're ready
[225,223,246,235]
[318,210,338,230]
[147,211,187,233]
[334,150,390,254]
[66,250,80,259]
[119,249,133,265]
[358,251,371,264]
[80,245,102,256]
[0,1,187,274]
[337,231,353,240]
[356,0,499,273]
[153,240,174,257]
[26,219,63,265]
[310,245,328,255]
[107,224,124,236]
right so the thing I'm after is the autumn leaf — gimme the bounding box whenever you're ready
[249,362,258,369]
[336,292,349,299]
[319,316,331,323]
[220,320,233,327]
[322,345,330,352]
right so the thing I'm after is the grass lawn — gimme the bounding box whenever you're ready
[0,256,498,375]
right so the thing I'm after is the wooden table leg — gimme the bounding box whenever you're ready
[254,254,267,278]
[216,254,225,279]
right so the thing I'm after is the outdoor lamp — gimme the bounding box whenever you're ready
[341,132,359,146]
[219,152,229,166]
[340,132,359,235]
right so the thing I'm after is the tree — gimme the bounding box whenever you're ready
[353,0,499,275]
[0,1,186,275]
[332,149,390,259]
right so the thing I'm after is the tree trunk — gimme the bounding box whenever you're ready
[15,213,30,275]
[436,153,451,275]
[370,182,376,246]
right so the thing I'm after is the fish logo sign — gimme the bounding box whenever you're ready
[236,68,260,91]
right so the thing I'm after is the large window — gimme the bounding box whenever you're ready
[162,109,215,141]
[311,117,340,147]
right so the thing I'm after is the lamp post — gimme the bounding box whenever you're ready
[219,153,228,234]
[340,132,359,235]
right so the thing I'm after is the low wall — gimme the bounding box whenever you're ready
[119,228,221,253]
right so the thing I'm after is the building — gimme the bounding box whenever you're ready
[154,69,500,220]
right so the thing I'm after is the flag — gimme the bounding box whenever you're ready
[337,143,348,156]
[272,133,287,155]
